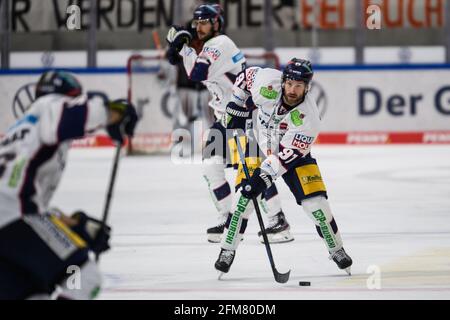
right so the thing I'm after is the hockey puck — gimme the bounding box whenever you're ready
[299,281,311,286]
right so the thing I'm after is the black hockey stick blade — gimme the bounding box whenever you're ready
[253,197,291,284]
[274,269,291,284]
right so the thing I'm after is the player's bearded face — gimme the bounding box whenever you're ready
[195,20,216,40]
[283,79,307,106]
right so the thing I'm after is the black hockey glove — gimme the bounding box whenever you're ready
[223,102,251,130]
[166,46,183,65]
[106,99,139,145]
[70,211,111,255]
[166,26,193,53]
[241,168,273,199]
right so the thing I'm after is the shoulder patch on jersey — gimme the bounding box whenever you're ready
[8,114,39,132]
[290,110,305,127]
[232,51,245,63]
[260,86,278,100]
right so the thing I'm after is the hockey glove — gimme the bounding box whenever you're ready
[106,99,139,144]
[223,102,251,130]
[70,211,111,255]
[166,46,183,65]
[241,168,273,199]
[166,26,193,52]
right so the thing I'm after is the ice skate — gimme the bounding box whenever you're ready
[207,222,226,243]
[258,212,294,244]
[329,248,353,275]
[215,248,236,276]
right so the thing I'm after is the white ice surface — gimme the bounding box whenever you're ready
[51,145,450,300]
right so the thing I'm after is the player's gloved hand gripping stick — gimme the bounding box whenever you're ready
[233,131,290,284]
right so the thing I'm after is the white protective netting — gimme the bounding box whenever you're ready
[127,52,281,155]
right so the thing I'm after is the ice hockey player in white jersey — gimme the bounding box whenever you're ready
[165,4,293,244]
[0,70,138,299]
[214,58,353,276]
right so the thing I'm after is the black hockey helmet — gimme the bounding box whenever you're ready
[192,4,224,33]
[282,58,314,85]
[35,70,82,99]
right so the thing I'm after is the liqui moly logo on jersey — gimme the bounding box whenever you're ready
[292,134,314,150]
[202,47,222,61]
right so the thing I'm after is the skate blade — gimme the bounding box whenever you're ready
[217,272,225,280]
[344,267,352,276]
[259,231,295,244]
[208,235,244,243]
[207,234,221,243]
[209,236,244,243]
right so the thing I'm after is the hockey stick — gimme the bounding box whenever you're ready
[233,131,290,284]
[152,30,165,58]
[95,141,122,262]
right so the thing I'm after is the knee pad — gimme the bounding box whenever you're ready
[202,156,231,215]
[202,156,227,185]
[260,183,282,219]
[302,196,337,231]
[302,196,333,221]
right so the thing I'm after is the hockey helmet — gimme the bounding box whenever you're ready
[192,4,224,32]
[282,58,314,85]
[35,70,82,99]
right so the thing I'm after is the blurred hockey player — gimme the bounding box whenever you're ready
[159,20,212,152]
[165,4,293,244]
[175,20,213,129]
[215,59,353,275]
[0,70,138,299]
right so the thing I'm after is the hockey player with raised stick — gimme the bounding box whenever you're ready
[0,70,138,299]
[165,3,293,244]
[215,59,353,276]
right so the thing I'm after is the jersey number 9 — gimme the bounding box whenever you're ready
[278,148,298,164]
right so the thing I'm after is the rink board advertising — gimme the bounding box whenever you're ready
[1,67,450,146]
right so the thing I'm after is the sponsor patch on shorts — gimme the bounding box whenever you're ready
[295,164,327,195]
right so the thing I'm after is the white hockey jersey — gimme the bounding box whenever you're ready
[230,67,322,179]
[0,94,109,229]
[180,34,246,119]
